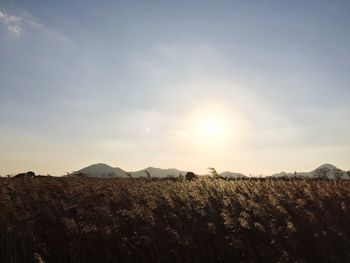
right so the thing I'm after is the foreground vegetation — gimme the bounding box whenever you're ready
[1,176,350,262]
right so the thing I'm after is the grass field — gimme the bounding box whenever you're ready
[1,176,350,262]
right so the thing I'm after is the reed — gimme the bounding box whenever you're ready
[1,176,350,262]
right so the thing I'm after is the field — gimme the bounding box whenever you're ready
[1,176,350,263]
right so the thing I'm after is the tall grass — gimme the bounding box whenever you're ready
[1,176,350,262]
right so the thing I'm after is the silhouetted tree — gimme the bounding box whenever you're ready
[14,171,35,178]
[208,167,219,178]
[185,172,198,181]
[144,170,151,179]
[26,171,35,177]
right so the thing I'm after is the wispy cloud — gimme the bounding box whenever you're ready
[0,8,74,46]
[0,9,42,38]
[0,9,22,37]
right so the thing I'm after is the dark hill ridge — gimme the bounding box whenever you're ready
[75,163,188,178]
[130,167,187,178]
[77,163,126,177]
[272,163,349,179]
[75,163,246,178]
[74,163,349,179]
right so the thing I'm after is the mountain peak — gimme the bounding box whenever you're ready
[77,163,126,177]
[91,163,113,168]
[143,167,157,170]
[315,163,339,170]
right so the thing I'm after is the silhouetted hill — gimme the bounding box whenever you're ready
[272,163,349,179]
[130,167,187,178]
[219,171,247,178]
[76,163,127,177]
[75,164,188,178]
[75,163,349,179]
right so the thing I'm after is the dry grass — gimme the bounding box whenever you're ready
[1,176,350,262]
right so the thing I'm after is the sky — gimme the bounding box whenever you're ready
[0,0,350,176]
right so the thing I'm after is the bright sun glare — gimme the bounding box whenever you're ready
[203,120,219,135]
[184,103,242,149]
[185,104,233,148]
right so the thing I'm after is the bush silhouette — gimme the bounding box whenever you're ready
[185,171,198,180]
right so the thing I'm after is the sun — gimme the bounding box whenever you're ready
[189,107,228,142]
[203,119,220,135]
[195,115,226,147]
[182,103,243,149]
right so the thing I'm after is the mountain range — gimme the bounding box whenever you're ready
[73,163,349,179]
[271,163,349,179]
[76,163,188,178]
[74,163,245,178]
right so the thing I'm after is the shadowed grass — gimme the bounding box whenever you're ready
[1,176,350,262]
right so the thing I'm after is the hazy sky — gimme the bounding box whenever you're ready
[1,0,350,176]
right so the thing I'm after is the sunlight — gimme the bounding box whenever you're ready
[203,119,219,135]
[184,103,240,148]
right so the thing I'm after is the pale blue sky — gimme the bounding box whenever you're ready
[1,0,349,175]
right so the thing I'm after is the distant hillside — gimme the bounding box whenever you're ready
[272,163,349,179]
[219,171,247,178]
[74,164,187,178]
[130,167,187,178]
[75,164,248,178]
[74,163,349,179]
[76,163,127,177]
